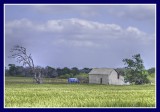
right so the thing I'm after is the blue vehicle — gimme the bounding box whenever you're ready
[68,78,79,83]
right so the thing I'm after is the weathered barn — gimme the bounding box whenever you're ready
[88,68,125,85]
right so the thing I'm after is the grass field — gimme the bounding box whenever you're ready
[5,77,155,107]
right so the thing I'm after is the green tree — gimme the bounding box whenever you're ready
[123,54,149,84]
[5,67,9,76]
[15,66,25,76]
[71,67,79,76]
[147,67,155,75]
[45,66,58,78]
[62,67,71,75]
[59,74,72,79]
[147,67,155,84]
[75,73,89,83]
[8,64,16,76]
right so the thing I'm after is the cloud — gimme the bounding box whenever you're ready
[6,18,154,46]
[5,18,155,68]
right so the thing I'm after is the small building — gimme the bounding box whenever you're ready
[88,68,125,85]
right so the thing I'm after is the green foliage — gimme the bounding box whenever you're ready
[147,72,155,84]
[59,74,73,79]
[149,73,155,78]
[6,64,91,78]
[71,67,79,76]
[123,54,144,70]
[45,66,57,78]
[147,67,155,75]
[74,73,89,83]
[123,54,149,84]
[75,73,88,78]
[8,64,16,76]
[147,67,155,83]
[5,77,155,107]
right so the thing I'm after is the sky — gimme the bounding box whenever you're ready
[5,4,156,69]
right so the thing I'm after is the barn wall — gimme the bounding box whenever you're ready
[109,70,124,85]
[89,74,100,84]
[108,70,118,85]
[89,74,109,84]
[102,75,109,84]
[119,75,125,85]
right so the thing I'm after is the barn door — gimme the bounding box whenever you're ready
[100,78,102,84]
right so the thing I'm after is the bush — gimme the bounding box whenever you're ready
[59,74,73,79]
[75,73,89,83]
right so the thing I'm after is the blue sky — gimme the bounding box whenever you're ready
[5,4,156,69]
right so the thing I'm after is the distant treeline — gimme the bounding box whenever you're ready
[5,64,155,80]
[5,64,92,78]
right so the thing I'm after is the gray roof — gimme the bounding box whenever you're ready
[88,68,115,75]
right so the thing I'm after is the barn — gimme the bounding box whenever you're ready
[88,68,125,85]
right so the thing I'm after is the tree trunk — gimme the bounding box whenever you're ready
[38,72,42,84]
[33,71,42,84]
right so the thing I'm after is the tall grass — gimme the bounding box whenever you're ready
[5,77,155,107]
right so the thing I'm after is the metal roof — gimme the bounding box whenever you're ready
[88,68,114,75]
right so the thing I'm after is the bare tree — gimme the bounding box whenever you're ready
[9,45,42,84]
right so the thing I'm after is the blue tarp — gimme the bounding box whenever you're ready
[68,78,79,83]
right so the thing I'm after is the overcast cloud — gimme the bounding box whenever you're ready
[5,4,155,69]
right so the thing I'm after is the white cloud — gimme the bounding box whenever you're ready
[5,18,154,48]
[126,26,145,36]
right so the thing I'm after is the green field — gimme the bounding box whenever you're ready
[5,77,155,107]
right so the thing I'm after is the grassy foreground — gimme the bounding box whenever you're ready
[5,77,155,107]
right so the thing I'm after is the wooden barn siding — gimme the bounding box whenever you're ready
[109,70,124,85]
[89,74,109,84]
[119,75,125,85]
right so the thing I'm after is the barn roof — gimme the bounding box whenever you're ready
[88,68,114,75]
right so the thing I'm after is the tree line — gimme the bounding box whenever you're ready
[5,65,91,78]
[5,63,155,84]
